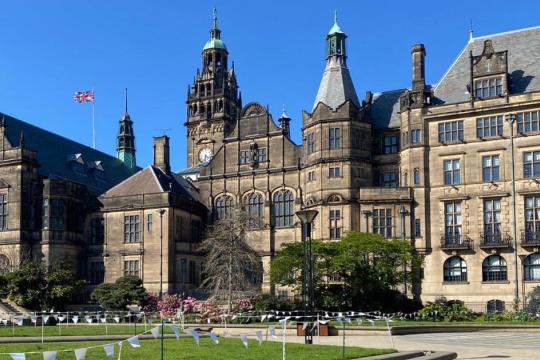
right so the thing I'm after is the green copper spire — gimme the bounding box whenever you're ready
[117,88,137,169]
[203,7,228,51]
[328,10,344,35]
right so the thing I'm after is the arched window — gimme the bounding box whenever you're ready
[327,194,342,203]
[0,254,10,275]
[443,256,467,282]
[215,195,234,220]
[487,299,505,314]
[246,192,263,228]
[273,190,294,228]
[524,253,540,280]
[414,168,420,185]
[482,255,507,281]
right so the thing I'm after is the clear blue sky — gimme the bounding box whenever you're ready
[0,0,537,171]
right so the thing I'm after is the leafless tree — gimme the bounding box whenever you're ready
[0,246,32,275]
[199,208,262,313]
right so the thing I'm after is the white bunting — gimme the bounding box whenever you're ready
[171,325,180,340]
[103,344,115,358]
[268,326,277,339]
[85,316,92,324]
[210,331,219,344]
[100,317,107,323]
[72,316,79,324]
[58,316,65,323]
[16,318,23,326]
[302,322,308,330]
[240,334,248,348]
[260,315,267,322]
[52,315,58,321]
[151,326,160,339]
[43,315,50,325]
[114,316,120,323]
[43,351,57,360]
[9,353,25,360]
[74,348,87,360]
[318,320,329,325]
[356,318,363,325]
[31,316,37,324]
[191,330,200,346]
[127,336,141,348]
[255,330,263,345]
[1,319,6,325]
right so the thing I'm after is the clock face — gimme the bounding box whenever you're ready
[199,148,213,164]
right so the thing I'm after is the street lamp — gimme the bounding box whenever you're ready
[399,205,410,296]
[158,208,166,360]
[296,209,318,345]
[505,113,520,306]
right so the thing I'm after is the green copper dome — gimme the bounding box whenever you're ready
[203,38,227,51]
[328,22,344,35]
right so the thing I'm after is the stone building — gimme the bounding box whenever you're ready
[182,13,540,310]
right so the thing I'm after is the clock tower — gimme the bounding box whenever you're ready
[185,9,241,168]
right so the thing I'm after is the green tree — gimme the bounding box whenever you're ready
[91,276,149,310]
[270,231,422,312]
[5,261,85,310]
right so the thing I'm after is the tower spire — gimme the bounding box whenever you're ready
[468,18,474,43]
[117,91,136,169]
[124,88,128,114]
[212,7,218,31]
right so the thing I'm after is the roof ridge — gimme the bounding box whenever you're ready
[101,167,145,196]
[472,24,540,42]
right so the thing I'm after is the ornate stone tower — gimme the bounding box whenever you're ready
[116,89,136,169]
[186,9,241,168]
[303,13,372,240]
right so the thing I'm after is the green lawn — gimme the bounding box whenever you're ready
[0,338,393,359]
[0,324,161,337]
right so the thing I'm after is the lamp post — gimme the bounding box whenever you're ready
[505,113,520,306]
[399,205,410,296]
[296,209,318,345]
[158,209,166,360]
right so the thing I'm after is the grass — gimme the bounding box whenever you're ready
[0,338,393,359]
[0,324,160,337]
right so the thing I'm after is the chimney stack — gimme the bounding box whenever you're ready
[153,136,171,174]
[412,44,426,91]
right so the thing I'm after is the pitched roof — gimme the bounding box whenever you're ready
[0,112,138,194]
[103,165,199,202]
[434,26,540,104]
[371,89,406,129]
[313,57,360,111]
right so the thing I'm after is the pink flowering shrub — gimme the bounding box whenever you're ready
[142,293,158,314]
[199,297,222,322]
[182,297,198,314]
[157,294,183,317]
[234,298,253,313]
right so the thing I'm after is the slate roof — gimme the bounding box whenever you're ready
[0,112,138,194]
[103,166,199,202]
[313,57,360,111]
[434,26,540,104]
[371,89,406,129]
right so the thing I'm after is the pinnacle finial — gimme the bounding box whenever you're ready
[124,88,128,114]
[212,7,218,29]
[334,10,338,24]
[468,18,474,43]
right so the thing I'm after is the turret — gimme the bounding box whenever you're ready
[117,89,136,169]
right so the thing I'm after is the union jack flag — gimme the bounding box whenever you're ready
[73,90,94,103]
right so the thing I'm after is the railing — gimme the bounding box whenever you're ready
[480,232,512,248]
[440,234,473,250]
[521,231,540,246]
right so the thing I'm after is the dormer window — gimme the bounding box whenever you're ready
[67,153,86,175]
[87,161,106,181]
[474,77,503,99]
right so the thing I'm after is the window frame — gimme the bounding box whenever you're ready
[482,255,507,282]
[482,155,500,182]
[123,215,140,243]
[373,208,392,238]
[443,256,467,282]
[438,121,464,143]
[383,135,399,154]
[273,190,294,228]
[307,133,316,154]
[329,167,341,178]
[524,253,540,281]
[329,128,342,150]
[517,111,540,134]
[476,116,503,139]
[329,209,342,240]
[443,159,461,185]
[523,151,540,179]
[474,77,503,99]
[215,195,234,219]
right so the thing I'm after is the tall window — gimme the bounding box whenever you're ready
[443,256,467,282]
[525,196,540,237]
[517,111,540,134]
[438,121,464,143]
[474,77,503,98]
[444,202,462,241]
[329,209,341,239]
[273,190,294,228]
[444,159,461,185]
[411,129,421,144]
[383,135,399,154]
[415,218,421,237]
[329,128,341,149]
[257,148,267,162]
[476,116,503,138]
[482,255,507,282]
[524,253,540,281]
[215,195,234,219]
[482,155,500,182]
[382,172,398,188]
[414,168,421,185]
[191,220,201,243]
[307,171,316,182]
[124,215,140,243]
[240,150,249,164]
[89,261,105,285]
[329,167,341,178]
[0,193,7,230]
[247,192,263,228]
[180,259,188,283]
[373,209,392,238]
[90,218,104,245]
[147,214,153,232]
[123,260,139,277]
[307,133,316,154]
[483,199,501,242]
[524,151,540,178]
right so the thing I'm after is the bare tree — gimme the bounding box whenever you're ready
[199,208,262,313]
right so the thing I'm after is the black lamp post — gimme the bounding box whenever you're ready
[399,205,409,296]
[296,209,318,345]
[158,209,166,360]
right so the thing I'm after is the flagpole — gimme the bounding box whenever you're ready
[92,87,96,149]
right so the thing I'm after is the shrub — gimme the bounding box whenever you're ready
[199,297,222,322]
[91,276,148,310]
[419,298,477,322]
[158,294,183,317]
[182,297,197,313]
[525,286,540,315]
